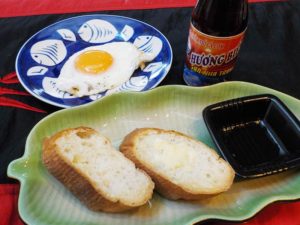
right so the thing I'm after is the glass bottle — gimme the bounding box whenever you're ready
[183,0,248,86]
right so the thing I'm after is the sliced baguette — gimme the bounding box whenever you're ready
[120,128,235,200]
[42,127,154,212]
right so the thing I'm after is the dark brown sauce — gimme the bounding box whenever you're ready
[192,0,248,37]
[203,95,300,178]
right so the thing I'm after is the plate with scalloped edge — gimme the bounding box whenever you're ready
[8,82,300,225]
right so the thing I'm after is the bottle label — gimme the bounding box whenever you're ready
[185,23,246,78]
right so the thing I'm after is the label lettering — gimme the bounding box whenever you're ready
[186,23,246,77]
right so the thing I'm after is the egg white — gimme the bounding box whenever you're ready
[56,42,154,97]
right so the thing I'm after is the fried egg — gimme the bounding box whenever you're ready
[56,42,154,97]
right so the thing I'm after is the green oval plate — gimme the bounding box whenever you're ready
[7,82,300,225]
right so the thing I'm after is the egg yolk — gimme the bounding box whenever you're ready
[75,50,113,74]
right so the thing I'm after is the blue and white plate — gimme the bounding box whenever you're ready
[16,15,173,108]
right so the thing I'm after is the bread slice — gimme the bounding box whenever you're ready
[42,127,154,212]
[120,128,235,200]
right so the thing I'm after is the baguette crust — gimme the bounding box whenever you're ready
[42,127,153,212]
[120,128,235,200]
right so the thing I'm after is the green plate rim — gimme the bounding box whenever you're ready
[7,81,300,225]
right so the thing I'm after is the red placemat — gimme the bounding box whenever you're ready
[1,183,299,225]
[0,184,23,225]
[0,0,285,18]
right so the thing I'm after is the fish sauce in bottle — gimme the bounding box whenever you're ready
[183,0,248,86]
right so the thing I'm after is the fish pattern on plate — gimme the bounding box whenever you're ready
[30,40,67,66]
[27,66,48,76]
[78,19,118,43]
[142,61,165,80]
[142,62,163,73]
[89,93,104,101]
[16,15,172,108]
[133,36,163,59]
[105,75,149,96]
[120,75,149,91]
[42,77,76,99]
[88,67,162,101]
[57,29,77,42]
[120,25,134,41]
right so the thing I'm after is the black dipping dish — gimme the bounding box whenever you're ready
[203,94,300,178]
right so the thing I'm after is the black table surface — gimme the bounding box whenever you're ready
[0,0,300,183]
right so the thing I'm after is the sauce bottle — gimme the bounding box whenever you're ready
[183,0,248,86]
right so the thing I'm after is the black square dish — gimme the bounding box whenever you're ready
[203,94,300,178]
